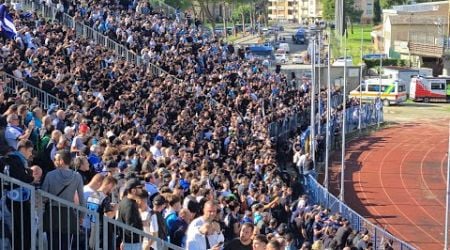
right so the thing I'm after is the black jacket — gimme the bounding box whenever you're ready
[117,197,143,243]
[0,152,34,190]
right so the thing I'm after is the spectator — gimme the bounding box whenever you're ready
[87,175,118,249]
[185,221,224,250]
[252,234,268,250]
[223,222,254,250]
[74,155,96,184]
[149,194,168,249]
[0,139,37,250]
[334,218,352,248]
[117,178,144,249]
[187,200,217,237]
[41,149,85,249]
[70,123,89,155]
[356,234,370,250]
[170,208,192,247]
[136,190,151,250]
[267,240,283,250]
[144,172,159,201]
[4,114,33,150]
[165,194,182,233]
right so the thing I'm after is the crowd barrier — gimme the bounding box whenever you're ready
[148,0,185,21]
[268,93,344,142]
[0,173,183,250]
[303,175,416,250]
[1,73,67,109]
[20,0,184,85]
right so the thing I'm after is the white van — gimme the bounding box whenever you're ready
[349,78,407,106]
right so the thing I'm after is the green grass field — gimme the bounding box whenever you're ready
[331,24,378,65]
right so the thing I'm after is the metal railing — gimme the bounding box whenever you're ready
[303,174,416,250]
[20,0,183,85]
[103,217,183,250]
[0,72,67,109]
[148,0,185,21]
[0,172,183,250]
[267,94,345,141]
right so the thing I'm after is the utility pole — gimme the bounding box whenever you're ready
[340,30,347,203]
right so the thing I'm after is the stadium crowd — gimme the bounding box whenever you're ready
[0,2,379,250]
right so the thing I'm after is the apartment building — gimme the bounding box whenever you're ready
[268,0,322,23]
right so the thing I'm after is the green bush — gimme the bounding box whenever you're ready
[363,58,407,68]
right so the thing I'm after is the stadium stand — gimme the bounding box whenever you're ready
[0,1,412,250]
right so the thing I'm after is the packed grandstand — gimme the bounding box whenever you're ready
[0,0,395,249]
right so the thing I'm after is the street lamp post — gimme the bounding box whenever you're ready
[310,34,316,172]
[340,30,347,203]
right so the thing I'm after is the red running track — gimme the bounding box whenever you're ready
[329,120,449,250]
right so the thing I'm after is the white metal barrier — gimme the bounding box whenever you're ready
[0,72,67,109]
[0,172,183,250]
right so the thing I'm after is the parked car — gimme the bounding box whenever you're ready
[292,54,304,64]
[279,43,290,53]
[275,49,288,64]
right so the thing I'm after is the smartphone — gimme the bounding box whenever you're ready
[216,242,223,246]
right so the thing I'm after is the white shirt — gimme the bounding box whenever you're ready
[150,145,162,160]
[82,185,95,228]
[140,208,151,249]
[186,216,206,241]
[185,227,224,250]
[297,154,307,172]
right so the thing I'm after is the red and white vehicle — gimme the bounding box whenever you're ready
[410,76,450,102]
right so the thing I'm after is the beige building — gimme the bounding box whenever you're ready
[376,1,449,72]
[268,0,322,23]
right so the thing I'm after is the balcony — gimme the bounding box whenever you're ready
[269,6,286,10]
[408,42,444,57]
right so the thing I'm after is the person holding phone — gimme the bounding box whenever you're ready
[186,221,224,250]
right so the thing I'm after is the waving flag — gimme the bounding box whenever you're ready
[0,4,17,39]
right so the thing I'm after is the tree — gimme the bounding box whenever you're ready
[373,0,381,24]
[322,0,364,23]
[322,0,335,21]
[380,0,405,9]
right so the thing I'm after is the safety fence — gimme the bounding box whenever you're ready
[267,93,344,142]
[0,72,67,109]
[303,175,416,250]
[0,172,183,250]
[20,0,184,85]
[148,0,185,21]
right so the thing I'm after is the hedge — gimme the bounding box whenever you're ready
[363,58,407,68]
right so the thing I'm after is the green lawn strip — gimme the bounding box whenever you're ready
[330,24,376,65]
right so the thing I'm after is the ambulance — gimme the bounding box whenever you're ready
[410,76,450,102]
[349,78,407,106]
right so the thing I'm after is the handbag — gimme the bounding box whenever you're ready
[43,183,77,234]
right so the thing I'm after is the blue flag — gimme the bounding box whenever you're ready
[0,4,17,39]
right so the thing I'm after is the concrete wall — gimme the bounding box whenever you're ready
[280,65,362,94]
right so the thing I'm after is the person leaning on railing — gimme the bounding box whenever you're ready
[0,139,40,250]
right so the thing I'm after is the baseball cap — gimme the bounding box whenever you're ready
[79,123,89,134]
